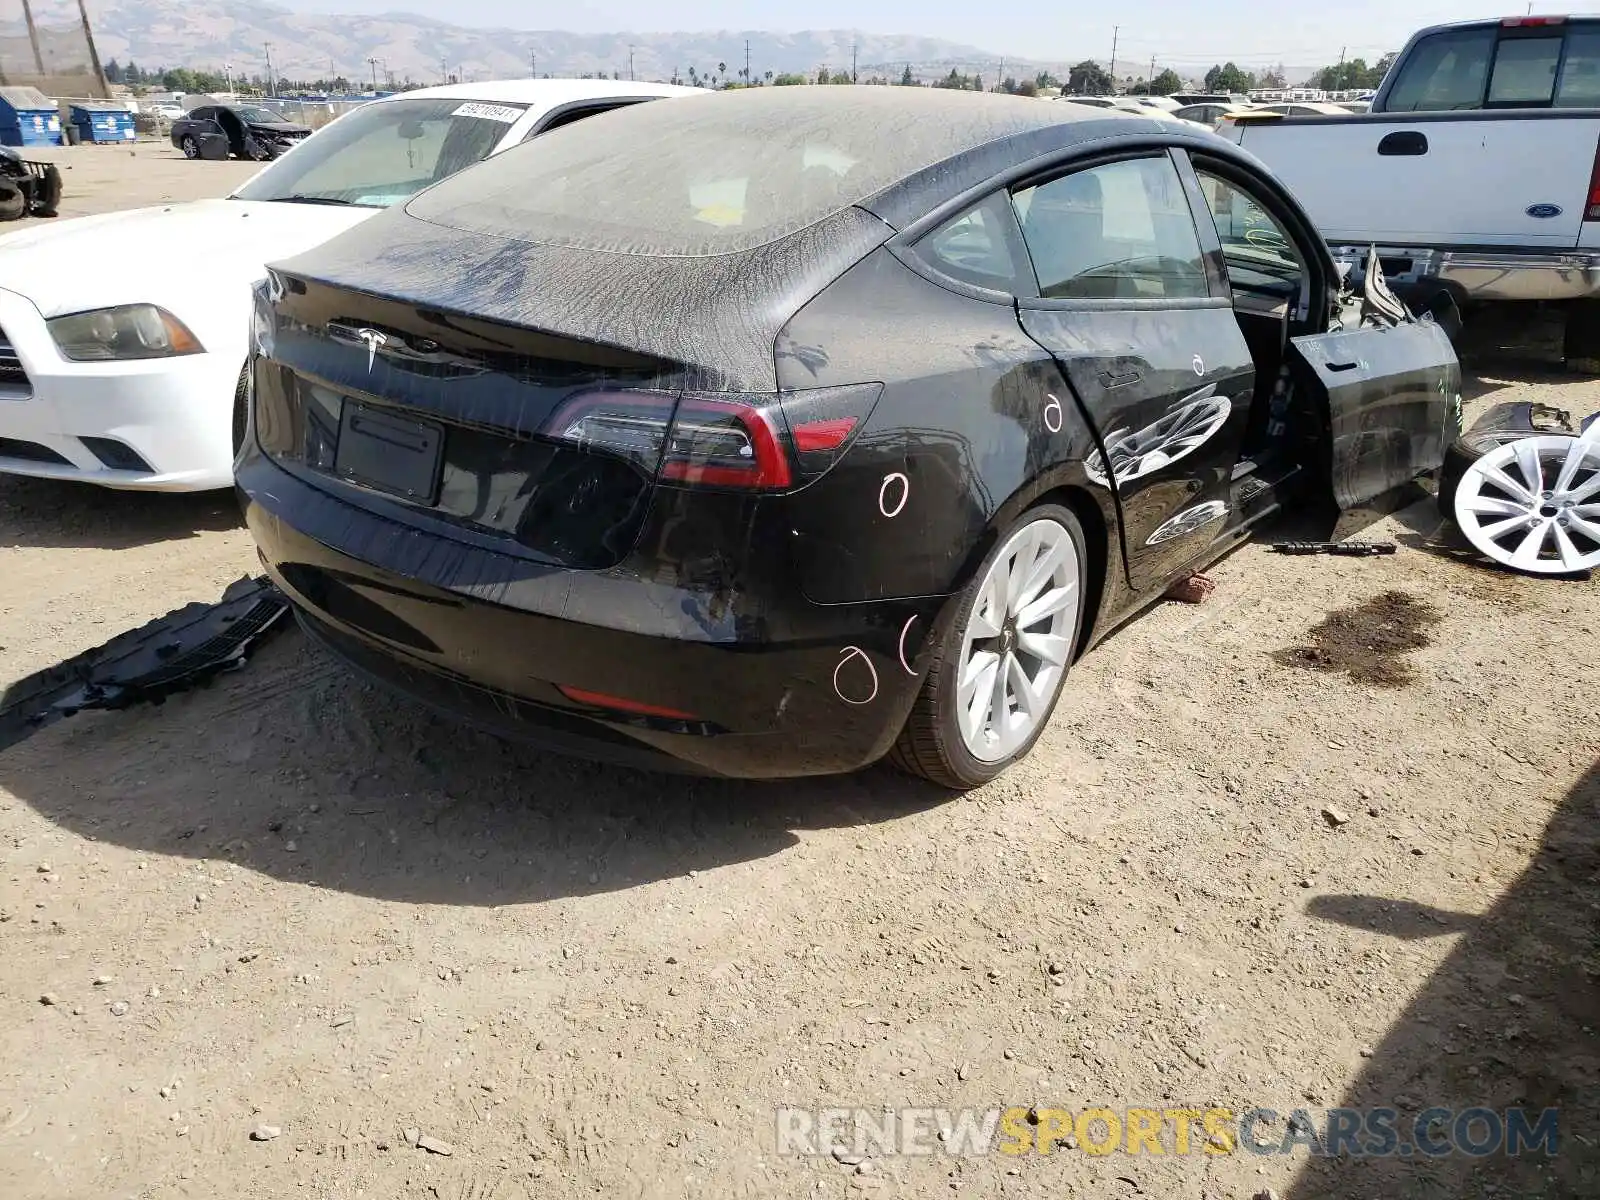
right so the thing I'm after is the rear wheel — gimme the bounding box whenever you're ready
[181,134,200,159]
[0,180,26,222]
[889,504,1087,790]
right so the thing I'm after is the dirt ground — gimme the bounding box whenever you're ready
[0,155,1595,1200]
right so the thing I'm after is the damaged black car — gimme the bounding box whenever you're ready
[239,87,1461,787]
[171,103,312,162]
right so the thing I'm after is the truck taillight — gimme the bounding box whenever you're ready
[541,382,882,492]
[1587,134,1600,221]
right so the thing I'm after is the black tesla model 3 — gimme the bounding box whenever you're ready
[239,87,1458,788]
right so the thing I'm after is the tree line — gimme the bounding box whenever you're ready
[105,52,1402,100]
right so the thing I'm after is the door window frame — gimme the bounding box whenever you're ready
[1008,148,1229,314]
[1179,150,1334,330]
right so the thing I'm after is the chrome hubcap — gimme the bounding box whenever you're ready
[957,517,1080,763]
[1454,431,1600,575]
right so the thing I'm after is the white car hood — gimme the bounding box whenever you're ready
[0,198,375,324]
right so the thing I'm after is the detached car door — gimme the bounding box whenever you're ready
[1288,319,1459,510]
[1011,151,1258,592]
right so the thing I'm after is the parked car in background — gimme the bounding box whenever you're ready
[1174,102,1256,127]
[1222,15,1600,368]
[0,79,702,491]
[169,103,312,161]
[1249,101,1355,118]
[1171,92,1249,106]
[240,86,1458,788]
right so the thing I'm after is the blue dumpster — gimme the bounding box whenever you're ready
[69,103,136,144]
[0,87,61,147]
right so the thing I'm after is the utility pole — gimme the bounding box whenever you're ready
[1109,25,1119,91]
[629,45,635,80]
[1149,54,1155,88]
[530,50,537,78]
[745,39,751,85]
[367,56,379,91]
[852,39,858,83]
[19,0,45,76]
[264,42,276,97]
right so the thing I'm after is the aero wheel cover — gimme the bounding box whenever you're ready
[1453,431,1600,575]
[957,516,1080,763]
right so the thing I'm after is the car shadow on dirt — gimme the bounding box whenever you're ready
[0,475,243,550]
[1291,761,1599,1198]
[0,628,951,906]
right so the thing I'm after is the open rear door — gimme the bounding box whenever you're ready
[1289,319,1459,510]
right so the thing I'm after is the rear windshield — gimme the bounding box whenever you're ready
[406,88,1073,257]
[1385,23,1600,110]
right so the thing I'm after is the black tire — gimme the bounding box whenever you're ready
[0,181,27,222]
[1436,439,1475,519]
[888,503,1089,790]
[1565,298,1600,375]
[231,361,251,460]
[181,134,200,159]
[30,165,61,218]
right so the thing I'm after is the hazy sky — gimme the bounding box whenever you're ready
[281,1,1516,66]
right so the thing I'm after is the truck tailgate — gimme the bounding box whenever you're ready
[1230,113,1600,249]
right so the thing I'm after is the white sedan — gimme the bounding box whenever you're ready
[0,78,699,491]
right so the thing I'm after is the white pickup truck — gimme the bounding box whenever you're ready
[1223,14,1600,366]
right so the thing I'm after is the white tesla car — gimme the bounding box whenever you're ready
[0,78,700,491]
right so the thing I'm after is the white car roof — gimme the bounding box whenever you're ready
[368,78,702,112]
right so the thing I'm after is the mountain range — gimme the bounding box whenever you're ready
[47,0,1082,87]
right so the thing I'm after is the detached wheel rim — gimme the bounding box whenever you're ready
[1453,432,1600,574]
[957,516,1080,763]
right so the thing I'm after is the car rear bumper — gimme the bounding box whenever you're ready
[0,287,237,490]
[239,454,937,779]
[1334,245,1600,303]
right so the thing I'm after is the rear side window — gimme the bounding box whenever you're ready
[914,192,1027,293]
[1557,29,1600,105]
[1385,28,1496,110]
[1011,157,1207,301]
[1487,36,1562,104]
[527,101,638,140]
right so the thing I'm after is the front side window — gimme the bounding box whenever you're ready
[1194,168,1305,295]
[232,97,527,209]
[1011,156,1207,301]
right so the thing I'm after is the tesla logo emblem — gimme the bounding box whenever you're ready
[356,328,388,371]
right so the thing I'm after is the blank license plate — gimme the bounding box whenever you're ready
[334,402,444,503]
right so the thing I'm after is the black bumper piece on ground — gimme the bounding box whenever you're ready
[0,575,291,752]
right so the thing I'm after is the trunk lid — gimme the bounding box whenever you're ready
[256,204,889,569]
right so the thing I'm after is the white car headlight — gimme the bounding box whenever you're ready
[47,304,204,362]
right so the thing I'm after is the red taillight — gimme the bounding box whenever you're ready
[1502,15,1565,25]
[557,685,699,721]
[541,383,883,492]
[659,397,792,489]
[1587,133,1600,221]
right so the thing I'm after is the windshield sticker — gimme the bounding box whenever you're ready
[452,102,524,124]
